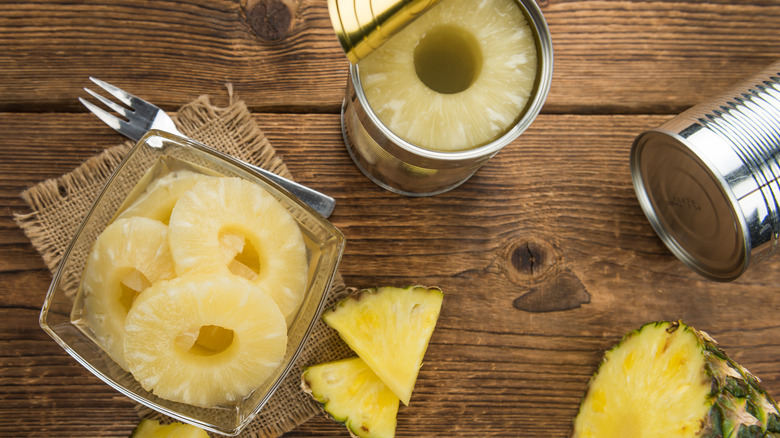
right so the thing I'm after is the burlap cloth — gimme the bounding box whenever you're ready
[13,88,353,437]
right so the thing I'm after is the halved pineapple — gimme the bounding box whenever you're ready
[572,321,780,438]
[358,0,537,151]
[168,177,308,323]
[322,286,443,405]
[123,273,287,407]
[81,217,175,370]
[116,170,212,224]
[302,357,399,438]
[130,418,208,438]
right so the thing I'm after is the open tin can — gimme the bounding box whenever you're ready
[328,0,553,196]
[631,60,780,281]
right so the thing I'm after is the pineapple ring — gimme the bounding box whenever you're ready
[82,217,176,370]
[168,177,309,322]
[116,170,212,225]
[358,0,538,151]
[124,274,288,408]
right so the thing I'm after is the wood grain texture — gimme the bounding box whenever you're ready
[0,1,779,112]
[2,112,778,437]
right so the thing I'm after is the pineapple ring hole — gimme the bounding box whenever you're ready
[219,230,261,280]
[119,268,152,313]
[175,325,235,357]
[413,24,483,94]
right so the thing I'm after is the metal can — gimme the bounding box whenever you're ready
[631,60,780,281]
[334,0,553,196]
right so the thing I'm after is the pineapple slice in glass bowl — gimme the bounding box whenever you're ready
[39,130,345,436]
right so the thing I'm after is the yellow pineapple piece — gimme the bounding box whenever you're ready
[573,321,780,437]
[123,274,287,407]
[116,170,212,224]
[82,217,175,370]
[303,357,399,438]
[168,177,308,323]
[358,0,537,151]
[130,418,209,437]
[322,286,443,405]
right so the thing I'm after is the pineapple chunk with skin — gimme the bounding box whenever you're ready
[168,177,308,323]
[124,274,287,407]
[130,418,209,438]
[322,286,443,406]
[82,217,175,370]
[573,321,780,438]
[303,357,399,438]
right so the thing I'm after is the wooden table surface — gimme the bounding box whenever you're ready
[2,0,780,436]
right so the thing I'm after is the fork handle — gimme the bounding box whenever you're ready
[250,164,336,217]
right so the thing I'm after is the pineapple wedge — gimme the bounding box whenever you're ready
[124,273,287,407]
[322,286,443,405]
[572,321,780,438]
[168,177,308,323]
[130,418,208,438]
[82,217,175,370]
[303,357,399,438]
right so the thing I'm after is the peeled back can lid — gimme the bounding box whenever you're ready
[327,0,441,64]
[630,127,750,282]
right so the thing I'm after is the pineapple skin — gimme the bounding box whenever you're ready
[302,357,399,438]
[322,285,444,406]
[572,321,780,438]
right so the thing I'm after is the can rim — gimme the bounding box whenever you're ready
[630,128,751,281]
[349,0,554,163]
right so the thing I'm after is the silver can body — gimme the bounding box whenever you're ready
[340,0,553,197]
[631,60,780,281]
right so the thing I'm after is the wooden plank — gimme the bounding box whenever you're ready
[2,112,778,437]
[0,1,778,112]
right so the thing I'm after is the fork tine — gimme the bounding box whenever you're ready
[79,97,147,141]
[83,87,132,119]
[88,77,158,113]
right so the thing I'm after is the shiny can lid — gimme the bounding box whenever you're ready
[631,128,750,281]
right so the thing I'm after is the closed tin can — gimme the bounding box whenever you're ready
[332,0,553,196]
[631,60,780,281]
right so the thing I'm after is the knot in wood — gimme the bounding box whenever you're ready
[248,0,292,41]
[510,241,547,276]
[492,234,560,283]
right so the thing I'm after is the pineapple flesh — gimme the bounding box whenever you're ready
[130,418,209,438]
[303,357,400,438]
[81,217,175,370]
[572,321,780,438]
[116,170,212,225]
[124,273,287,407]
[322,286,444,406]
[168,177,308,323]
[358,0,538,151]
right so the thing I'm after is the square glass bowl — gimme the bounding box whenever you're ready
[39,130,345,436]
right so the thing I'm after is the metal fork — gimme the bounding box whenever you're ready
[78,77,336,218]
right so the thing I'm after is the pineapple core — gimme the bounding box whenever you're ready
[176,325,235,357]
[118,268,152,312]
[414,25,482,94]
[219,229,261,280]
